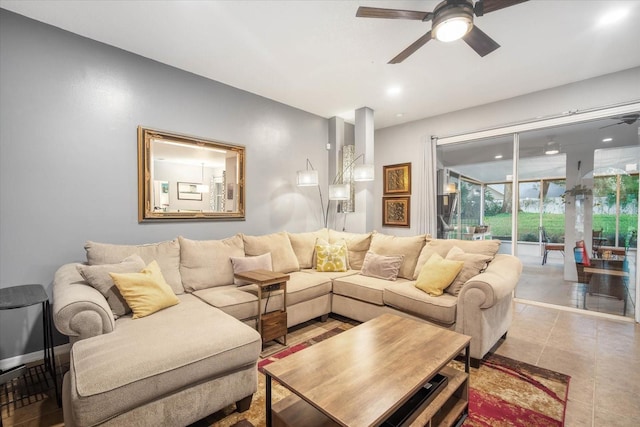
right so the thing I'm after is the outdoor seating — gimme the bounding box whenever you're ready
[540,226,564,265]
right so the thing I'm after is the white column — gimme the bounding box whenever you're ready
[353,107,374,233]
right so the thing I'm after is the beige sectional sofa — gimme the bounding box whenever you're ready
[53,228,522,426]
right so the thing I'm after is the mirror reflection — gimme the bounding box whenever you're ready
[138,126,245,221]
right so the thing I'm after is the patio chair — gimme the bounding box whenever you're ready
[540,226,564,265]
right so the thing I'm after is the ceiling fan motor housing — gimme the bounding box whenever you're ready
[432,0,475,41]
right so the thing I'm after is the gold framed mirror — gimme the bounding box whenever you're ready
[138,126,245,222]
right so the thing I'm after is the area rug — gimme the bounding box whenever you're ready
[200,328,570,427]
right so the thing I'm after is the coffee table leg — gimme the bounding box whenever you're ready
[266,373,272,427]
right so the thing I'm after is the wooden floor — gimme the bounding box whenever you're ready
[2,304,639,426]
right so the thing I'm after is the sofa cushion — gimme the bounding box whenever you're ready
[192,285,283,320]
[286,271,333,306]
[369,232,426,280]
[444,246,493,296]
[383,281,458,325]
[230,253,273,285]
[242,232,300,273]
[69,294,261,426]
[287,229,329,269]
[328,230,372,270]
[77,254,146,317]
[179,235,245,292]
[333,274,411,306]
[414,253,464,297]
[413,238,500,279]
[85,240,183,294]
[360,251,404,281]
[109,261,180,319]
[315,239,349,272]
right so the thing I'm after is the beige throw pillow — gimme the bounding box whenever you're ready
[84,240,183,294]
[369,232,426,280]
[109,261,179,319]
[415,253,464,297]
[230,253,273,285]
[242,232,300,273]
[361,251,404,281]
[179,235,245,292]
[77,254,146,317]
[444,246,493,296]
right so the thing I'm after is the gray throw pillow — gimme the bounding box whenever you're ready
[361,251,404,281]
[77,254,146,317]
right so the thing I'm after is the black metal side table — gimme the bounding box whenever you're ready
[0,284,60,407]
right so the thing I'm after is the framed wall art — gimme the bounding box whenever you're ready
[382,196,410,227]
[383,162,411,195]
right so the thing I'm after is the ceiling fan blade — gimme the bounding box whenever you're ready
[481,0,529,14]
[599,122,622,129]
[389,31,432,64]
[356,7,431,21]
[463,26,500,57]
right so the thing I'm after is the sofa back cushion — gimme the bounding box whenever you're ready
[179,235,245,292]
[85,240,183,294]
[369,232,426,280]
[328,230,372,270]
[413,238,500,279]
[242,231,300,273]
[287,229,329,269]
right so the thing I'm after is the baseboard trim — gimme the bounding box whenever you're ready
[0,343,71,371]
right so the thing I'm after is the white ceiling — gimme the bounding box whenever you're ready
[2,0,640,129]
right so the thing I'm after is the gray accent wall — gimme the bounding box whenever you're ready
[0,9,328,360]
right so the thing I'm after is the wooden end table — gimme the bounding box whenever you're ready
[233,269,289,345]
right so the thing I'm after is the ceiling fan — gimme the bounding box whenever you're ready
[599,113,640,129]
[356,0,528,64]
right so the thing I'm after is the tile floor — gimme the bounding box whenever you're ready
[2,303,639,426]
[517,250,636,320]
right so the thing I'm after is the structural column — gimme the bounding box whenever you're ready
[354,107,374,233]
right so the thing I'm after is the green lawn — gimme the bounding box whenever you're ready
[483,213,637,245]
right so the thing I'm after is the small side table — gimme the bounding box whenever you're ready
[233,270,288,346]
[0,284,60,407]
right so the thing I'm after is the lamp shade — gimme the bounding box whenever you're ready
[353,164,374,182]
[446,183,456,193]
[329,184,350,200]
[297,169,319,186]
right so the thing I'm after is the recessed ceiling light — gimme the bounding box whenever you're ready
[598,9,629,27]
[494,154,503,159]
[602,137,613,142]
[396,113,404,118]
[387,86,402,97]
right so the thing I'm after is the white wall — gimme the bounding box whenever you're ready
[0,9,328,359]
[374,67,640,235]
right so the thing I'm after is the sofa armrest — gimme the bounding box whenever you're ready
[53,263,115,341]
[459,254,522,309]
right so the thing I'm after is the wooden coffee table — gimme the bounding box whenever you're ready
[263,313,471,427]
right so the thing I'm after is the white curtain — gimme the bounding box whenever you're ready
[417,136,438,237]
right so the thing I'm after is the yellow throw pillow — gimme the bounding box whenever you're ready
[415,253,464,296]
[315,240,349,272]
[109,260,179,319]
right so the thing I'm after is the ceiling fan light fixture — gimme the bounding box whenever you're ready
[432,3,474,42]
[433,16,472,42]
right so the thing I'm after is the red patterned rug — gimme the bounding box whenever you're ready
[200,327,570,427]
